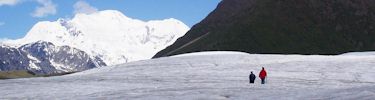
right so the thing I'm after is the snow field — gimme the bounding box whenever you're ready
[1,51,375,99]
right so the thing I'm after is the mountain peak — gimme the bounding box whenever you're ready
[9,10,190,65]
[72,10,132,22]
[97,10,127,17]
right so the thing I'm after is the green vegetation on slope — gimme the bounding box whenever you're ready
[0,70,36,79]
[0,70,78,79]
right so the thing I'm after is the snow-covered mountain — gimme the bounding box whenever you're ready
[1,51,374,99]
[7,10,190,65]
[0,41,105,75]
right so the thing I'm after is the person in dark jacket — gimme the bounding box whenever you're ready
[249,71,256,84]
[259,67,267,84]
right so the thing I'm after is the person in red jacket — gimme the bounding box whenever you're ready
[259,67,267,84]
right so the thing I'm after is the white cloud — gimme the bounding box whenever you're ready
[0,22,4,26]
[73,0,98,14]
[31,0,57,18]
[0,0,20,6]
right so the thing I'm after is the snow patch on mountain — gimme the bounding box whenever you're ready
[340,52,375,56]
[7,10,190,65]
[172,51,250,57]
[26,54,41,70]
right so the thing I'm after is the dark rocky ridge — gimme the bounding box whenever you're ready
[0,41,106,75]
[154,0,375,58]
[0,45,30,71]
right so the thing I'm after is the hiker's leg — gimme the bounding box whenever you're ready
[261,78,265,84]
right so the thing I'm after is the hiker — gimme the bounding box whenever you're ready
[259,67,267,84]
[249,71,256,84]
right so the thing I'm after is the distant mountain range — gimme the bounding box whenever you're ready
[154,0,375,58]
[0,41,105,75]
[1,10,189,75]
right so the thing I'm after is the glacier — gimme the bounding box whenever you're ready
[5,10,190,66]
[1,51,374,99]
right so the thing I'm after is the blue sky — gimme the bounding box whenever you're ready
[0,0,221,39]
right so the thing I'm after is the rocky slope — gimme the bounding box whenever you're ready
[154,0,375,58]
[0,41,105,75]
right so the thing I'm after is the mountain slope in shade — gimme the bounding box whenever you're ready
[0,41,105,75]
[154,0,375,58]
[8,10,190,65]
[0,45,30,72]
